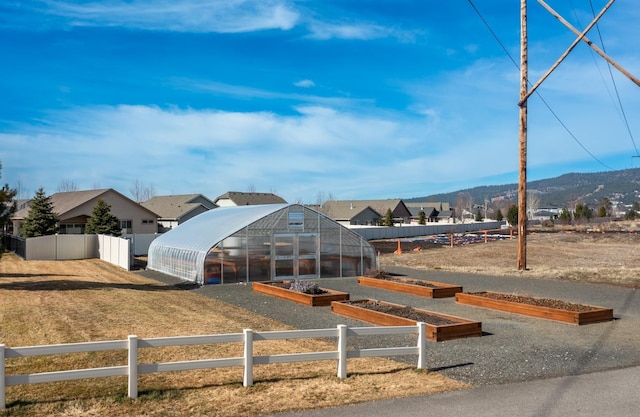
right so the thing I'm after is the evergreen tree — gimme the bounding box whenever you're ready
[0,163,18,258]
[383,208,393,227]
[475,208,483,222]
[21,188,58,237]
[559,207,572,223]
[85,199,122,236]
[495,209,503,222]
[574,203,592,222]
[625,202,639,220]
[506,204,518,226]
[598,197,611,217]
[417,210,426,225]
[597,206,607,218]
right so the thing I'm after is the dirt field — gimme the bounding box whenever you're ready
[375,226,640,288]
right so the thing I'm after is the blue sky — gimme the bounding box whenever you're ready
[1,1,639,203]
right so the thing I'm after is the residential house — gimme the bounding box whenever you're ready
[407,206,439,224]
[214,191,287,207]
[312,201,382,226]
[405,201,454,223]
[317,199,412,225]
[141,194,217,232]
[11,189,159,236]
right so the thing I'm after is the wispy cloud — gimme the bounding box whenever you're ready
[294,79,315,88]
[305,19,418,42]
[16,0,299,33]
[173,79,374,109]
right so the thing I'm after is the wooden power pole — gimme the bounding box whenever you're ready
[516,0,637,271]
[517,0,528,270]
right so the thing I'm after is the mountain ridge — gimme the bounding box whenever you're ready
[407,168,640,209]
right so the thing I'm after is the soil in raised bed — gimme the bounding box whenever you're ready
[363,269,440,288]
[271,280,329,295]
[345,301,459,326]
[468,291,599,312]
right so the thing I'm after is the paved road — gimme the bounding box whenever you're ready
[267,365,640,417]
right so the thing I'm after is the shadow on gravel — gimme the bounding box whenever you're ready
[428,362,475,373]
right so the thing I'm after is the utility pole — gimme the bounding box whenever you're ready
[517,0,528,270]
[516,0,637,270]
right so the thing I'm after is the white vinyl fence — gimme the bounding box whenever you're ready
[351,221,505,240]
[24,234,98,261]
[0,323,427,409]
[97,234,131,270]
[20,234,133,270]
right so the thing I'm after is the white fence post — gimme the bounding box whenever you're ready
[243,329,253,387]
[1,344,5,410]
[337,325,347,379]
[128,335,138,399]
[417,322,426,369]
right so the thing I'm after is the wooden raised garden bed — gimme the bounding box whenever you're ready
[331,299,482,342]
[252,280,349,307]
[358,275,462,298]
[455,291,614,325]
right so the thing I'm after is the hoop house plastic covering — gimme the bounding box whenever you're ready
[147,203,376,285]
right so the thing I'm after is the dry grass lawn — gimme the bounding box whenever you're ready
[381,227,640,288]
[0,254,467,417]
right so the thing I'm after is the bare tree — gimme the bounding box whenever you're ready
[455,192,472,223]
[57,179,78,192]
[527,191,540,220]
[130,180,156,203]
[14,179,28,200]
[315,191,336,206]
[246,183,257,193]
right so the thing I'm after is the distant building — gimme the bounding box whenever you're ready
[316,199,411,225]
[311,201,382,226]
[141,194,217,232]
[405,201,454,223]
[214,191,287,207]
[11,189,158,236]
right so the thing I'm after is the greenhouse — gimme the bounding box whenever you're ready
[147,203,377,285]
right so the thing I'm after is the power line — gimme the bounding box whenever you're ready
[587,0,639,156]
[466,0,613,170]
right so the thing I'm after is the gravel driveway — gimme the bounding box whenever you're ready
[140,267,640,386]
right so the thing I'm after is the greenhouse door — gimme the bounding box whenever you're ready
[272,233,318,279]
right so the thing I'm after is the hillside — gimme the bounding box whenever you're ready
[407,168,640,208]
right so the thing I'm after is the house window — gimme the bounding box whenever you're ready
[119,220,132,234]
[59,223,85,234]
[142,219,154,224]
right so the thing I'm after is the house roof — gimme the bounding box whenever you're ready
[407,206,438,217]
[314,201,381,220]
[319,199,411,220]
[12,189,158,220]
[214,191,287,206]
[405,201,450,211]
[141,194,216,220]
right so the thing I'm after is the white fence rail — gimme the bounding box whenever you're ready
[0,323,427,409]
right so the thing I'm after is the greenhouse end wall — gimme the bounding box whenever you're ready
[147,203,376,285]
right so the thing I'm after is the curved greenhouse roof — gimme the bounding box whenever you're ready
[148,203,376,285]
